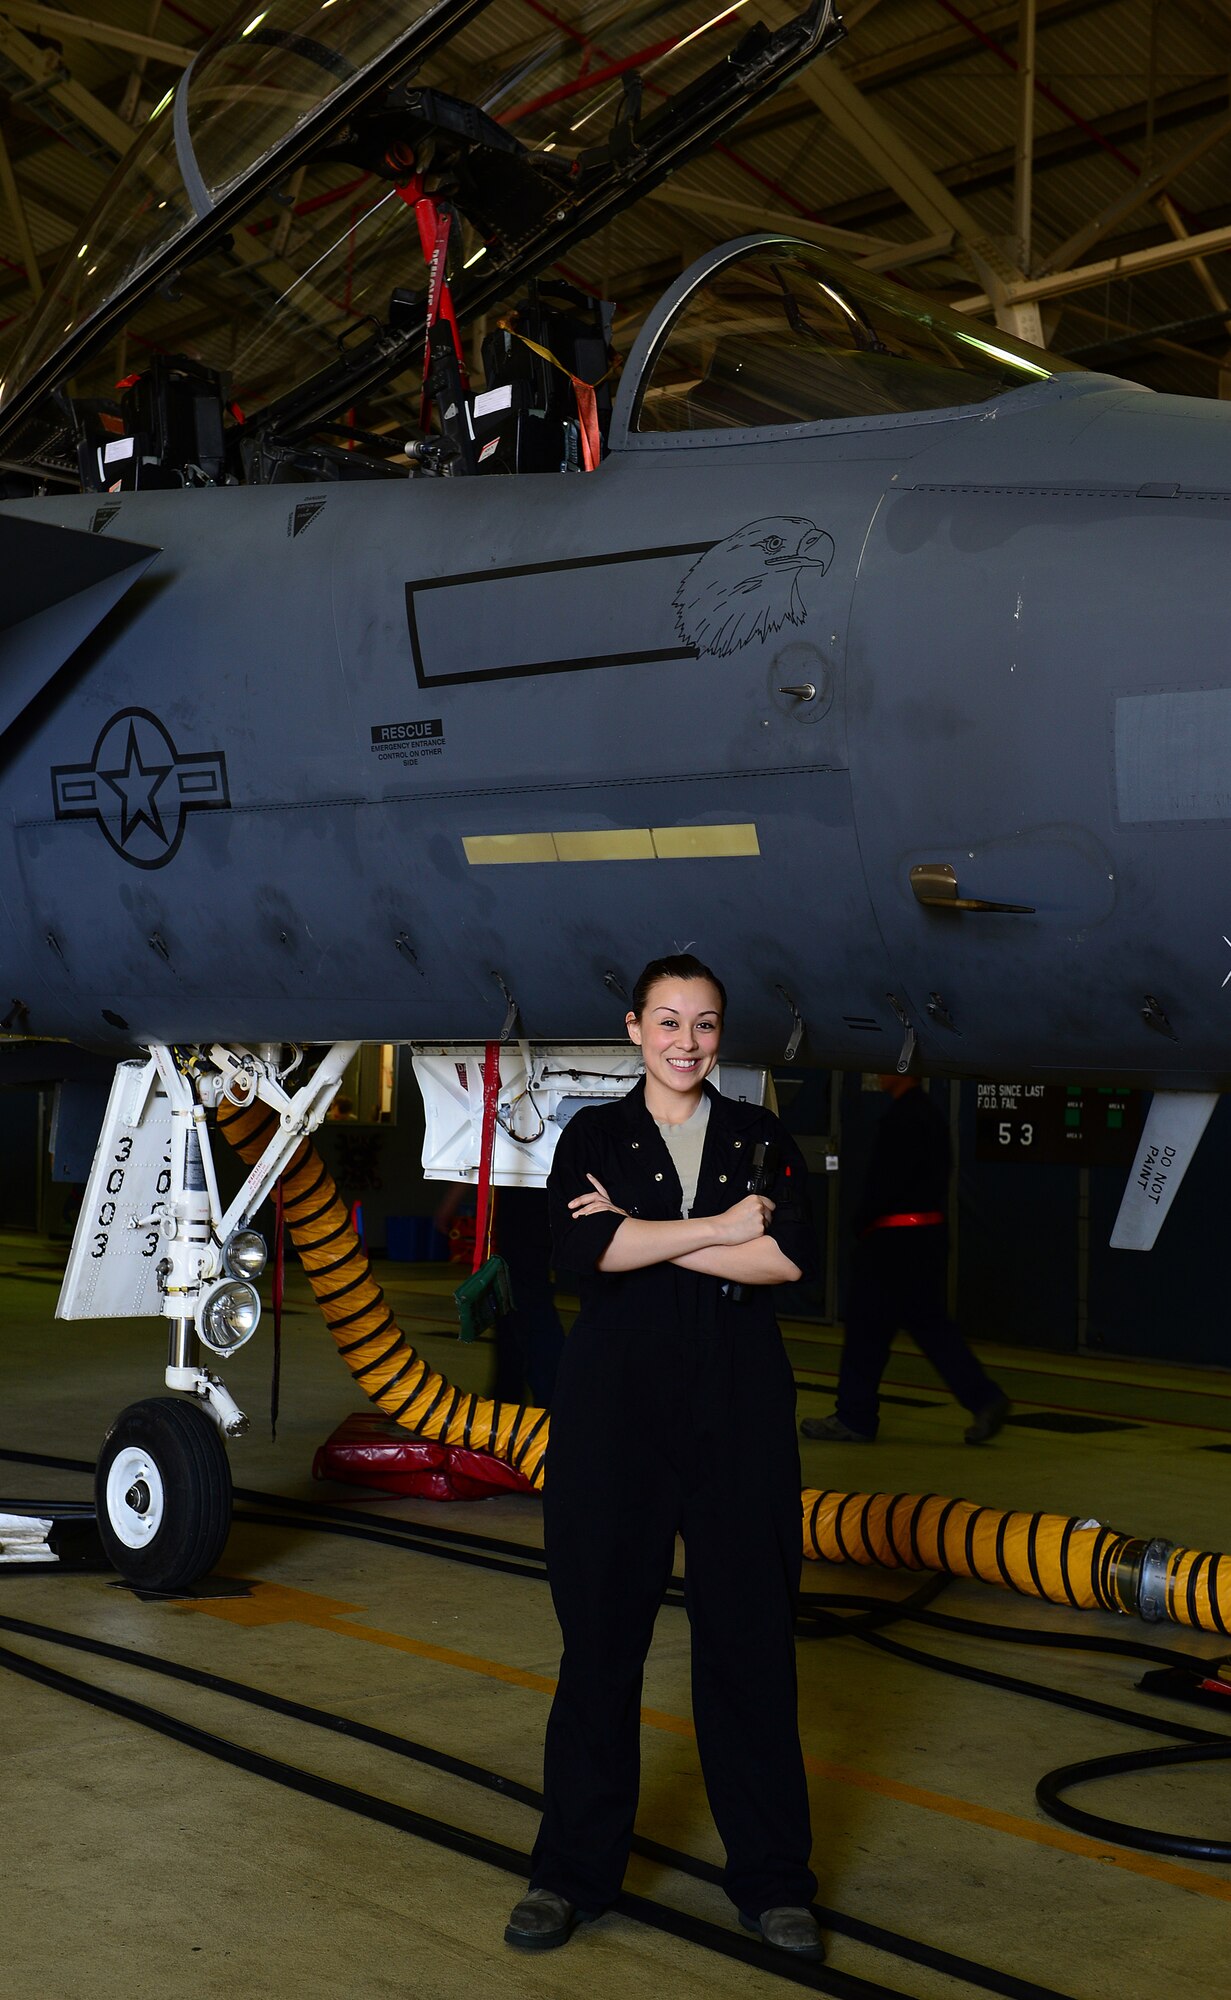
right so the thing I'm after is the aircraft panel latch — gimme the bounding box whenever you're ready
[910,862,1035,914]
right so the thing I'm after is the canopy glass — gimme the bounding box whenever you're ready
[1,0,801,421]
[635,240,1080,433]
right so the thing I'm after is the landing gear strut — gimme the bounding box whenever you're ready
[63,1040,359,1589]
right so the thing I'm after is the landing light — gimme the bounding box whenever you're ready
[196,1278,261,1355]
[223,1228,268,1279]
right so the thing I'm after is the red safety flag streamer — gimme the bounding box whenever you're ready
[270,1178,285,1441]
[571,377,602,472]
[472,1041,501,1275]
[394,174,469,429]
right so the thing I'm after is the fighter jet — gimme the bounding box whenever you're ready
[0,0,1225,1577]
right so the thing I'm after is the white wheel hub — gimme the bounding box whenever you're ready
[105,1445,166,1548]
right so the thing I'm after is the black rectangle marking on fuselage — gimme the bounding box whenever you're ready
[405,543,708,689]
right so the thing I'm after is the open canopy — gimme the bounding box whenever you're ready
[0,0,841,453]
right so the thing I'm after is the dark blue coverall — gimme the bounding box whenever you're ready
[529,1079,818,1918]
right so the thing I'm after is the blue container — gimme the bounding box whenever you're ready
[385,1214,447,1262]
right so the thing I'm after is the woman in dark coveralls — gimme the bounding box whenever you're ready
[504,955,822,1962]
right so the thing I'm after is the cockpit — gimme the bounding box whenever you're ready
[628,241,1076,436]
[0,0,1076,495]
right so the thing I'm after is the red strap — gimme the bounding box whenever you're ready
[472,1042,501,1274]
[864,1210,945,1232]
[395,177,469,430]
[572,377,601,471]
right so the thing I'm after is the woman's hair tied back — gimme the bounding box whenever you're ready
[630,953,727,1018]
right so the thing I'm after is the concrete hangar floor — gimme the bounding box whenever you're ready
[2,1235,1230,2000]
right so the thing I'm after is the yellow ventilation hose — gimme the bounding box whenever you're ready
[218,1112,1231,1636]
[801,1488,1231,1635]
[217,1101,550,1488]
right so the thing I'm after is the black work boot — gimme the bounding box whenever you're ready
[740,1907,826,1960]
[504,1887,579,1950]
[800,1413,874,1442]
[964,1394,1011,1444]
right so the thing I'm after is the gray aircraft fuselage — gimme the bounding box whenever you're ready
[3,353,1231,1086]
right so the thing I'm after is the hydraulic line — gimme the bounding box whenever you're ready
[211,1117,1231,1642]
[216,1101,551,1489]
[801,1488,1231,1638]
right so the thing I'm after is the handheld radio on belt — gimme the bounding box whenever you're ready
[730,1138,779,1304]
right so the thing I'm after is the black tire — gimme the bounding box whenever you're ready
[95,1397,232,1592]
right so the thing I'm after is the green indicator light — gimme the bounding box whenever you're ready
[1108,1109,1123,1129]
[1065,1107,1081,1128]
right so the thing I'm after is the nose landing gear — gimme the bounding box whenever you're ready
[95,1398,232,1594]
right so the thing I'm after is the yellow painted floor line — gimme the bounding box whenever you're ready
[188,1579,559,1695]
[188,1580,1231,1906]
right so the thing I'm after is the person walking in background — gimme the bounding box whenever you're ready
[802,1074,1009,1446]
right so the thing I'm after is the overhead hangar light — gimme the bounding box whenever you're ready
[223,1229,268,1280]
[196,1278,261,1356]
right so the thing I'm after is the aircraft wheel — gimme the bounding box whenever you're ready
[95,1397,232,1592]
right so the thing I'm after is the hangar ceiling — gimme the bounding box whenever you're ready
[1,0,1230,456]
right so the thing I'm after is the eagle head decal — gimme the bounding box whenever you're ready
[673,517,835,658]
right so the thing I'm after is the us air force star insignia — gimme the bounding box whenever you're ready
[51,708,229,869]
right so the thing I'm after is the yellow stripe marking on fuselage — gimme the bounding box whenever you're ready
[462,823,759,864]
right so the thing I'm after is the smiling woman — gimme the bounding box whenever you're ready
[505,953,825,1962]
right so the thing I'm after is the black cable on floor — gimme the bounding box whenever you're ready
[796,1574,950,1634]
[0,1628,920,2000]
[1036,1742,1231,1861]
[903,1605,1221,1676]
[0,1611,1080,2000]
[232,1508,558,1585]
[796,1607,1226,1746]
[0,1447,94,1473]
[797,1599,1231,1862]
[7,1443,1229,1869]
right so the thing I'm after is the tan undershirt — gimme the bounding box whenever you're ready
[653,1094,711,1216]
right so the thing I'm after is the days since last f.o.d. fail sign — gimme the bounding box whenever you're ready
[975,1083,1142,1166]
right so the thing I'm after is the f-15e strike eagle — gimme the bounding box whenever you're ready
[0,0,1227,1579]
